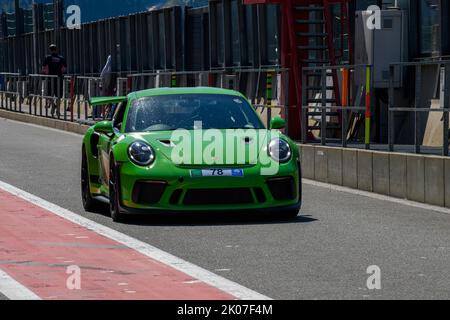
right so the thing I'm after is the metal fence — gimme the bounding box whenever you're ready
[0,67,289,128]
[0,73,24,112]
[388,61,450,156]
[2,62,449,157]
[301,64,373,148]
[0,73,105,123]
[299,61,450,157]
[0,1,281,75]
[126,68,289,129]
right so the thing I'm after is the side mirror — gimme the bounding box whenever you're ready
[94,121,113,135]
[270,117,286,130]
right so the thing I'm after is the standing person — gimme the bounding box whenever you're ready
[42,44,67,118]
[98,55,118,119]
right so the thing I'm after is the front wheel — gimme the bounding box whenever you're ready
[109,157,126,223]
[81,146,100,212]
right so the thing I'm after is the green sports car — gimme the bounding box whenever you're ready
[81,87,302,222]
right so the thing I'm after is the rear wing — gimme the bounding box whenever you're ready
[89,96,127,106]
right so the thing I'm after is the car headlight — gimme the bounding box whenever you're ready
[268,138,292,163]
[128,141,155,166]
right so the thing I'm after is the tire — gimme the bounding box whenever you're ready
[109,156,126,223]
[81,146,100,212]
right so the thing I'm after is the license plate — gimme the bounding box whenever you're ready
[190,169,244,178]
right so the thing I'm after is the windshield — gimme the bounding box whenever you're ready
[125,94,264,132]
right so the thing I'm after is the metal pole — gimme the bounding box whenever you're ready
[341,67,349,148]
[365,65,371,150]
[40,78,44,117]
[321,68,327,146]
[284,70,290,138]
[13,76,17,112]
[388,65,395,152]
[57,76,61,119]
[63,78,67,121]
[301,69,307,144]
[443,64,450,157]
[266,71,273,128]
[414,65,422,154]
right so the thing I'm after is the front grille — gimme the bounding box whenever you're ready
[266,177,296,201]
[183,188,254,205]
[170,189,183,205]
[253,187,267,203]
[132,181,167,205]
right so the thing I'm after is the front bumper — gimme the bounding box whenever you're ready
[117,201,302,216]
[116,159,302,214]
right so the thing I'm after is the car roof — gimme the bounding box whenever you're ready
[128,87,246,100]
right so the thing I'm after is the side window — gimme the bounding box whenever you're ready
[113,101,127,131]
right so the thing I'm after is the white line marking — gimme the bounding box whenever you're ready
[0,180,270,300]
[0,269,41,300]
[303,179,450,215]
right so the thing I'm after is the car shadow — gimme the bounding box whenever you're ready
[88,203,318,227]
[122,212,317,227]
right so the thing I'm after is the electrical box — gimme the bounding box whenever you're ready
[355,10,408,88]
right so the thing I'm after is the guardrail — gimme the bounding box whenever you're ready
[0,68,290,129]
[27,74,65,119]
[388,62,450,157]
[126,68,290,129]
[0,73,25,113]
[301,64,373,148]
[0,73,110,123]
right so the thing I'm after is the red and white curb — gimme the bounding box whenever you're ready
[0,180,270,300]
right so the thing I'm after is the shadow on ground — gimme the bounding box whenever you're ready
[90,203,317,227]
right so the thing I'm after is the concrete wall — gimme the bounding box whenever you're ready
[299,144,450,209]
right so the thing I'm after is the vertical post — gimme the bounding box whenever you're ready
[56,76,61,119]
[32,77,35,115]
[87,78,92,120]
[140,75,144,91]
[301,69,307,143]
[365,65,371,150]
[443,64,450,157]
[388,65,395,152]
[70,76,75,122]
[40,78,44,117]
[19,78,24,113]
[127,76,132,94]
[7,76,11,110]
[13,76,17,112]
[414,65,422,154]
[341,67,349,147]
[321,68,327,146]
[63,78,67,121]
[266,71,274,127]
[284,69,290,137]
[0,74,3,109]
[77,96,81,121]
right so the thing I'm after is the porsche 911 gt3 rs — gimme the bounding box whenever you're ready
[81,87,302,222]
